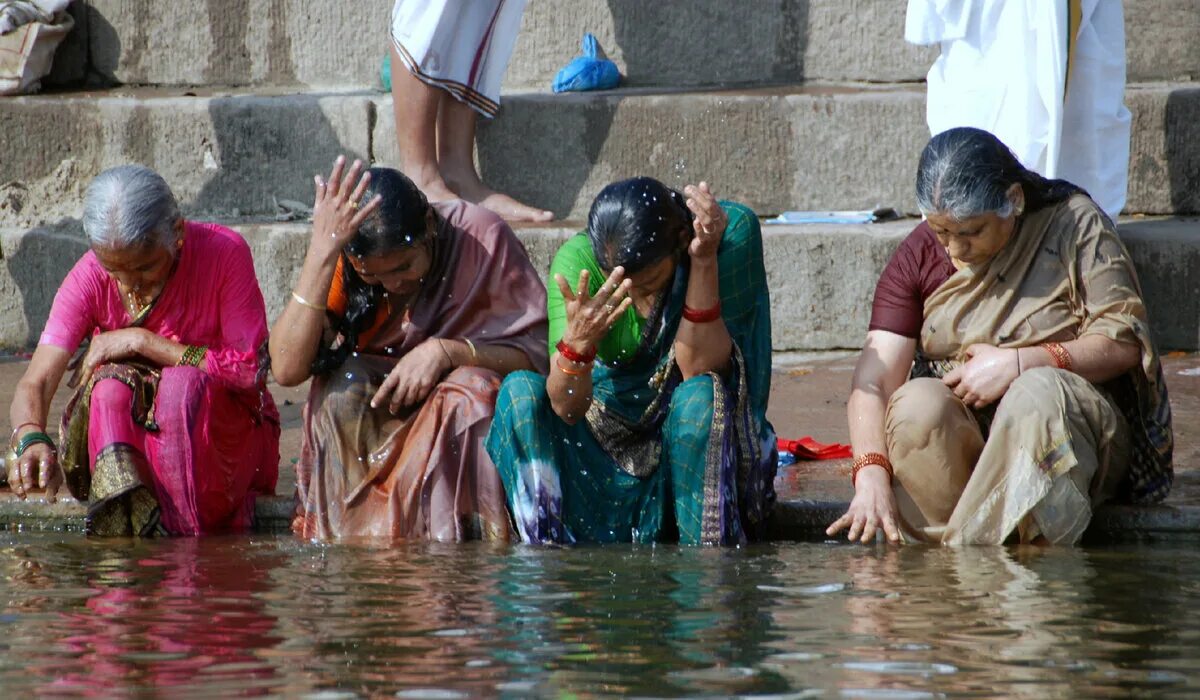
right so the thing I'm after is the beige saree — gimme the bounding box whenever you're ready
[887,195,1172,545]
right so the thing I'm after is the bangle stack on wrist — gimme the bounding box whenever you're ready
[178,345,208,368]
[851,452,893,486]
[1042,342,1073,371]
[555,339,595,377]
[13,430,55,457]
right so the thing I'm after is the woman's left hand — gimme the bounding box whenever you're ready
[78,328,147,386]
[942,343,1020,408]
[684,182,727,260]
[370,338,453,413]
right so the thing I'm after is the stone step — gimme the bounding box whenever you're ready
[2,216,1197,353]
[4,492,1199,542]
[45,0,1200,91]
[5,84,1199,227]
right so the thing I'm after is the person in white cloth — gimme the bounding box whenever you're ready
[905,0,1131,219]
[389,0,553,222]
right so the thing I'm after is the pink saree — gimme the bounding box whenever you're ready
[294,200,548,541]
[42,222,280,536]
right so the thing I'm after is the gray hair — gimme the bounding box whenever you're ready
[914,127,1084,221]
[82,165,182,249]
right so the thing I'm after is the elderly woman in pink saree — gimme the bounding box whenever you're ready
[7,165,280,536]
[270,158,547,541]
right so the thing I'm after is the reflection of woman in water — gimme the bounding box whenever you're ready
[9,539,284,695]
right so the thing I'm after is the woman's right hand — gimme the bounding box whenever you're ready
[554,267,634,354]
[8,442,63,503]
[826,466,902,543]
[309,156,383,260]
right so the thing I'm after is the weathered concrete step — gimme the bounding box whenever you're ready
[0,90,373,228]
[45,0,1200,90]
[5,84,1199,229]
[452,84,1200,218]
[2,217,1198,353]
[3,493,1199,543]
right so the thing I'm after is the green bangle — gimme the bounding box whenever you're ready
[15,431,55,457]
[178,344,208,368]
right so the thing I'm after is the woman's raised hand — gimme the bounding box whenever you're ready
[310,156,383,259]
[555,267,633,354]
[683,182,728,260]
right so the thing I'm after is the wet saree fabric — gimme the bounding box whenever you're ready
[294,200,547,541]
[486,202,777,545]
[42,222,280,536]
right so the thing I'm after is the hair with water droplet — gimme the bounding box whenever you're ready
[586,176,693,275]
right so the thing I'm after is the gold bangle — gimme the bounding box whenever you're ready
[436,339,454,367]
[10,422,44,450]
[461,337,478,366]
[291,291,327,312]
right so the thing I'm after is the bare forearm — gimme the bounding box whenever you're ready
[10,346,70,433]
[10,379,52,432]
[546,353,593,424]
[135,330,186,368]
[1017,335,1141,384]
[674,256,731,378]
[847,388,891,458]
[439,340,535,376]
[269,245,339,385]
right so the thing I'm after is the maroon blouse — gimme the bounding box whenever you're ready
[868,221,957,338]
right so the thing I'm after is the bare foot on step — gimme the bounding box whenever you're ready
[445,173,553,222]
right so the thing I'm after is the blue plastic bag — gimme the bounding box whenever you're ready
[552,33,620,93]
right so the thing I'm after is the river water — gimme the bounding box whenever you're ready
[0,534,1195,697]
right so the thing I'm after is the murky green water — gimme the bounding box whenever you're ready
[0,535,1196,698]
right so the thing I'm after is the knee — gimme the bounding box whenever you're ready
[313,359,377,417]
[435,366,502,405]
[494,370,550,422]
[886,378,962,439]
[89,378,133,409]
[996,367,1068,419]
[666,375,714,443]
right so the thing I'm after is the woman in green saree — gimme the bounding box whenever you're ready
[485,177,776,545]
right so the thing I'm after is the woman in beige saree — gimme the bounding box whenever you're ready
[827,127,1172,546]
[269,158,548,541]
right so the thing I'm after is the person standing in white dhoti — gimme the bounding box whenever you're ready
[906,0,1131,219]
[389,0,553,222]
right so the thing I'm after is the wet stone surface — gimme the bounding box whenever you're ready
[0,353,1198,541]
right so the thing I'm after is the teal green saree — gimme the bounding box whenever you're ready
[485,203,776,545]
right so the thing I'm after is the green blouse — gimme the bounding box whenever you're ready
[546,202,758,363]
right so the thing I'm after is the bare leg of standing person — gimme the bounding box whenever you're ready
[389,45,459,203]
[437,92,554,223]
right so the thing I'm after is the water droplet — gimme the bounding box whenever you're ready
[575,442,582,448]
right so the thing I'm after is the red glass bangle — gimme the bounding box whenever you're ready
[851,453,893,486]
[1042,342,1073,372]
[682,302,722,324]
[556,339,596,364]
